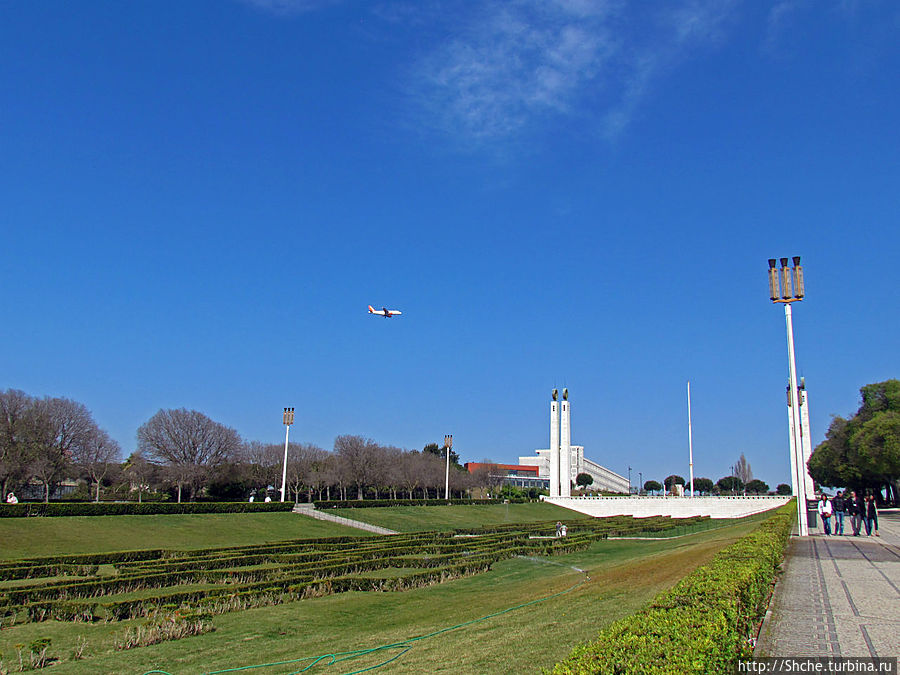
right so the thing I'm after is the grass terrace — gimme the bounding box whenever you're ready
[0,512,372,560]
[0,504,788,674]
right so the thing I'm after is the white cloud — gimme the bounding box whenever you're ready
[409,0,739,145]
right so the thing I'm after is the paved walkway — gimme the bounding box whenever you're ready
[755,508,900,658]
[292,503,399,535]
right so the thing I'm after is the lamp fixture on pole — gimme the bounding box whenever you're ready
[280,407,294,503]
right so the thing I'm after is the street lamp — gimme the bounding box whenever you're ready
[628,466,632,494]
[444,434,453,500]
[638,472,642,495]
[280,407,294,503]
[767,256,809,536]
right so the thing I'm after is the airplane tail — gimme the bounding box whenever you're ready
[368,305,375,313]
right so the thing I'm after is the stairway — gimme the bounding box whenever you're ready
[292,503,398,535]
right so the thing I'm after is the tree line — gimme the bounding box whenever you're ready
[640,455,786,496]
[1,389,497,503]
[808,379,900,504]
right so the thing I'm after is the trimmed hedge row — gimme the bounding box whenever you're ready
[5,527,604,624]
[2,512,707,629]
[0,501,295,518]
[550,501,795,675]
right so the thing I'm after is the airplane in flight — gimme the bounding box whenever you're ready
[368,305,402,318]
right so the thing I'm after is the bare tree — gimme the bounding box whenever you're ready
[285,442,327,502]
[240,441,282,494]
[470,461,505,498]
[380,446,405,500]
[421,452,445,499]
[122,452,158,503]
[0,389,34,498]
[295,444,330,501]
[735,453,753,486]
[72,428,121,502]
[334,435,382,500]
[397,451,423,499]
[137,408,241,502]
[29,397,98,502]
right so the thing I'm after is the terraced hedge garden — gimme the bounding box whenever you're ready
[0,515,707,629]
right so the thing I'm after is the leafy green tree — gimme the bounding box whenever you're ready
[808,379,900,503]
[664,475,685,491]
[644,480,662,495]
[745,479,769,494]
[693,477,714,495]
[423,442,460,468]
[716,476,743,495]
[776,483,791,496]
[575,472,593,489]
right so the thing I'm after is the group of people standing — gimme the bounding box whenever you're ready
[817,491,879,536]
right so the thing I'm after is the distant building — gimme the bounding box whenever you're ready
[464,463,549,491]
[519,449,627,493]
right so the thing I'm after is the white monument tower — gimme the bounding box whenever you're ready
[550,389,560,498]
[560,389,572,497]
[798,380,815,497]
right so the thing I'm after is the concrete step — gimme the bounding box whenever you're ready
[292,503,398,535]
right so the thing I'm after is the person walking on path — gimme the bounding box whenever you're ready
[817,494,833,535]
[832,490,846,535]
[855,491,867,536]
[847,490,861,536]
[865,494,879,537]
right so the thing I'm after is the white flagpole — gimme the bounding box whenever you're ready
[687,381,694,498]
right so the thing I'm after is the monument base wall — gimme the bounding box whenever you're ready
[542,495,790,519]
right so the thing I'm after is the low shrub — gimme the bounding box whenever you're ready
[0,501,294,518]
[549,502,795,675]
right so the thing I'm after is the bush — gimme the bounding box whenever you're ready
[0,501,294,518]
[550,502,795,675]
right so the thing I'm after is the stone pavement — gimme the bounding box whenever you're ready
[755,509,900,658]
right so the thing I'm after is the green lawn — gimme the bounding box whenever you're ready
[0,516,764,674]
[0,512,371,559]
[329,501,581,531]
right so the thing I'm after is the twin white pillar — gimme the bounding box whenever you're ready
[787,385,815,506]
[794,383,815,497]
[549,390,571,498]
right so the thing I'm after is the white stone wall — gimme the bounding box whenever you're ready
[542,495,790,519]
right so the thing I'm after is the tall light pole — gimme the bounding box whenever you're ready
[444,434,452,500]
[280,407,294,503]
[768,257,809,536]
[687,381,694,497]
[627,466,632,494]
[638,472,642,495]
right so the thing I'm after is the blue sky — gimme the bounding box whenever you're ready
[2,0,898,489]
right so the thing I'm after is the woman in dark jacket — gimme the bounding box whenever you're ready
[857,492,868,536]
[865,495,879,537]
